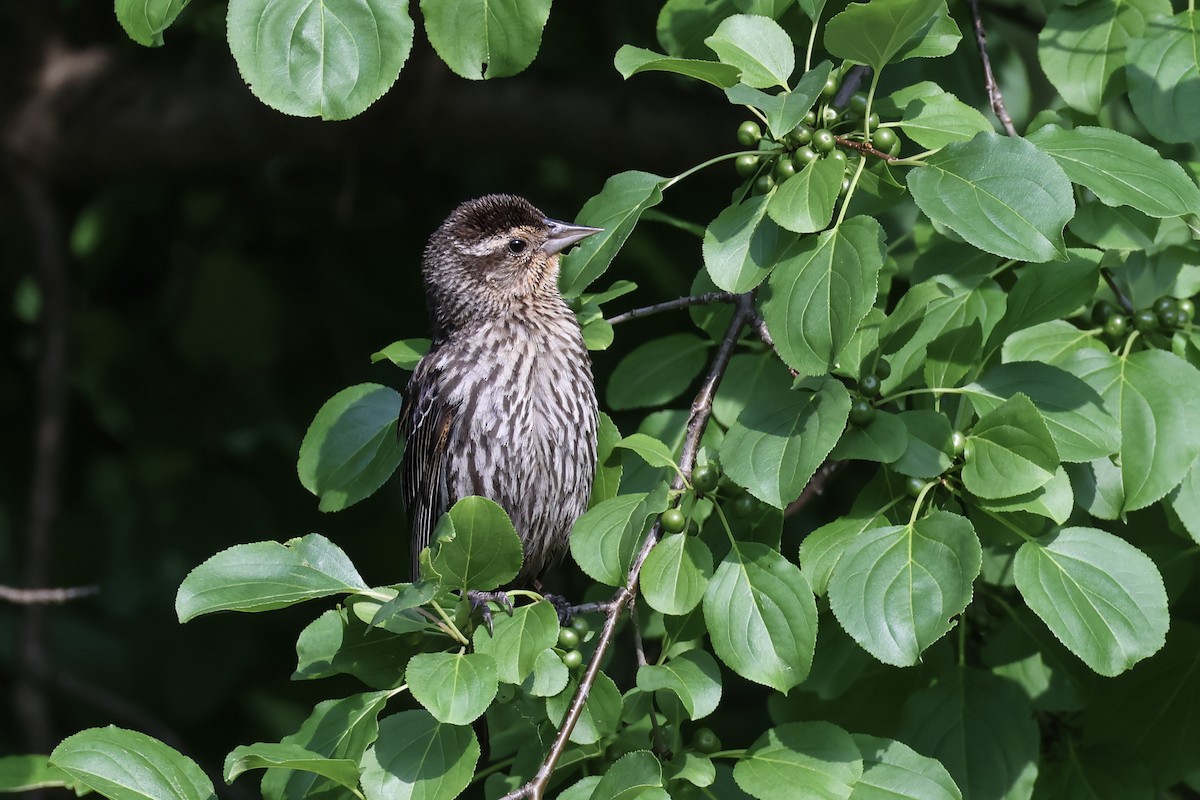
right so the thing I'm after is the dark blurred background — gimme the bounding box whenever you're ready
[0,0,748,776]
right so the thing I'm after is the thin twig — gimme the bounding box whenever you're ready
[835,136,900,163]
[0,585,99,604]
[606,292,737,325]
[785,461,847,518]
[749,313,799,378]
[501,294,755,800]
[1101,268,1135,316]
[968,0,1019,136]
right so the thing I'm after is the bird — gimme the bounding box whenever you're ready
[399,194,602,620]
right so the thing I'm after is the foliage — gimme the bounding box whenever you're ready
[7,0,1200,799]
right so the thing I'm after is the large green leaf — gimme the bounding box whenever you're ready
[560,172,667,296]
[570,484,670,586]
[224,744,361,797]
[733,722,862,800]
[51,727,216,800]
[899,669,1039,800]
[589,751,665,800]
[176,534,367,622]
[227,0,414,119]
[641,532,714,615]
[637,649,723,719]
[614,46,741,87]
[472,600,559,684]
[406,652,497,725]
[0,756,75,793]
[294,608,415,687]
[851,735,963,800]
[961,394,1059,500]
[703,194,787,293]
[360,711,478,800]
[116,0,190,46]
[298,383,404,512]
[799,505,891,596]
[429,497,523,591]
[421,0,551,80]
[725,62,833,139]
[1063,347,1200,511]
[1028,126,1200,217]
[985,252,1101,353]
[1037,0,1170,115]
[719,379,851,508]
[1126,10,1200,144]
[898,91,993,150]
[760,216,886,376]
[607,334,710,410]
[545,672,623,744]
[1014,527,1168,676]
[704,14,795,89]
[767,156,845,234]
[824,0,943,70]
[907,133,1074,263]
[703,542,818,693]
[828,511,982,667]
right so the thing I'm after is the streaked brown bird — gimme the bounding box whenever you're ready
[400,194,601,601]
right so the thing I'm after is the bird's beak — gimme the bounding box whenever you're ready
[542,219,603,256]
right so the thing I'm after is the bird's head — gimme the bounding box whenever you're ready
[422,194,601,328]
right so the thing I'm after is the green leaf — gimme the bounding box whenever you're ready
[614,45,741,87]
[607,334,710,410]
[0,756,74,793]
[546,672,623,745]
[1170,460,1200,544]
[116,0,190,46]
[889,410,953,479]
[560,171,667,296]
[824,0,943,70]
[176,534,367,622]
[227,0,414,120]
[899,92,994,149]
[767,156,845,234]
[712,353,795,428]
[294,608,415,687]
[1029,126,1200,217]
[986,252,1101,353]
[703,542,818,693]
[1015,527,1168,677]
[726,62,832,139]
[360,711,478,800]
[828,511,982,667]
[800,506,891,596]
[298,383,404,512]
[261,692,391,800]
[899,669,1039,800]
[703,195,786,293]
[1069,202,1159,250]
[1064,347,1200,511]
[962,394,1059,500]
[1000,319,1105,365]
[406,652,497,725]
[421,0,551,80]
[1037,0,1170,115]
[704,14,795,89]
[224,744,361,797]
[641,533,714,615]
[429,496,524,591]
[637,650,723,720]
[923,320,982,389]
[964,361,1120,464]
[908,132,1074,263]
[570,484,671,586]
[733,722,862,800]
[719,379,851,508]
[761,216,886,376]
[890,2,962,62]
[1127,11,1200,144]
[851,734,963,800]
[615,434,682,476]
[588,751,665,800]
[528,647,570,697]
[51,727,216,800]
[371,339,430,369]
[976,466,1074,524]
[473,600,559,684]
[829,409,908,463]
[592,412,624,506]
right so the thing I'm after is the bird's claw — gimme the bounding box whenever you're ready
[468,589,514,635]
[544,593,574,626]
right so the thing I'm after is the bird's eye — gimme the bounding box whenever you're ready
[507,238,528,254]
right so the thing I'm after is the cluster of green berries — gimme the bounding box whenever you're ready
[734,76,901,195]
[556,616,590,670]
[847,358,891,427]
[1094,296,1195,339]
[658,460,761,534]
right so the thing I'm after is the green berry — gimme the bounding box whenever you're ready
[793,146,819,168]
[753,174,775,194]
[904,476,927,498]
[858,374,881,398]
[561,649,583,670]
[693,727,722,754]
[873,128,897,152]
[848,398,875,427]
[951,430,967,457]
[1178,298,1195,321]
[1134,309,1158,332]
[866,112,880,129]
[804,110,818,126]
[692,463,720,494]
[821,76,839,99]
[773,158,797,181]
[558,627,580,649]
[661,508,687,534]
[730,493,757,518]
[1156,298,1180,329]
[1154,296,1177,315]
[571,616,590,635]
[735,154,760,177]
[1092,300,1118,325]
[737,120,762,146]
[829,148,848,165]
[822,105,840,125]
[786,124,813,146]
[848,93,869,117]
[840,176,851,194]
[1103,314,1128,338]
[874,358,892,380]
[812,129,836,153]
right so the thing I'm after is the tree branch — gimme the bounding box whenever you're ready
[748,313,799,378]
[785,461,847,518]
[835,135,901,163]
[0,585,98,604]
[968,0,1019,136]
[1101,267,1135,316]
[606,292,737,325]
[502,294,755,800]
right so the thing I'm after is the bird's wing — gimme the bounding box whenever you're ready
[399,357,456,581]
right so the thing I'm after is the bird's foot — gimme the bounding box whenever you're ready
[468,589,514,635]
[544,594,574,625]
